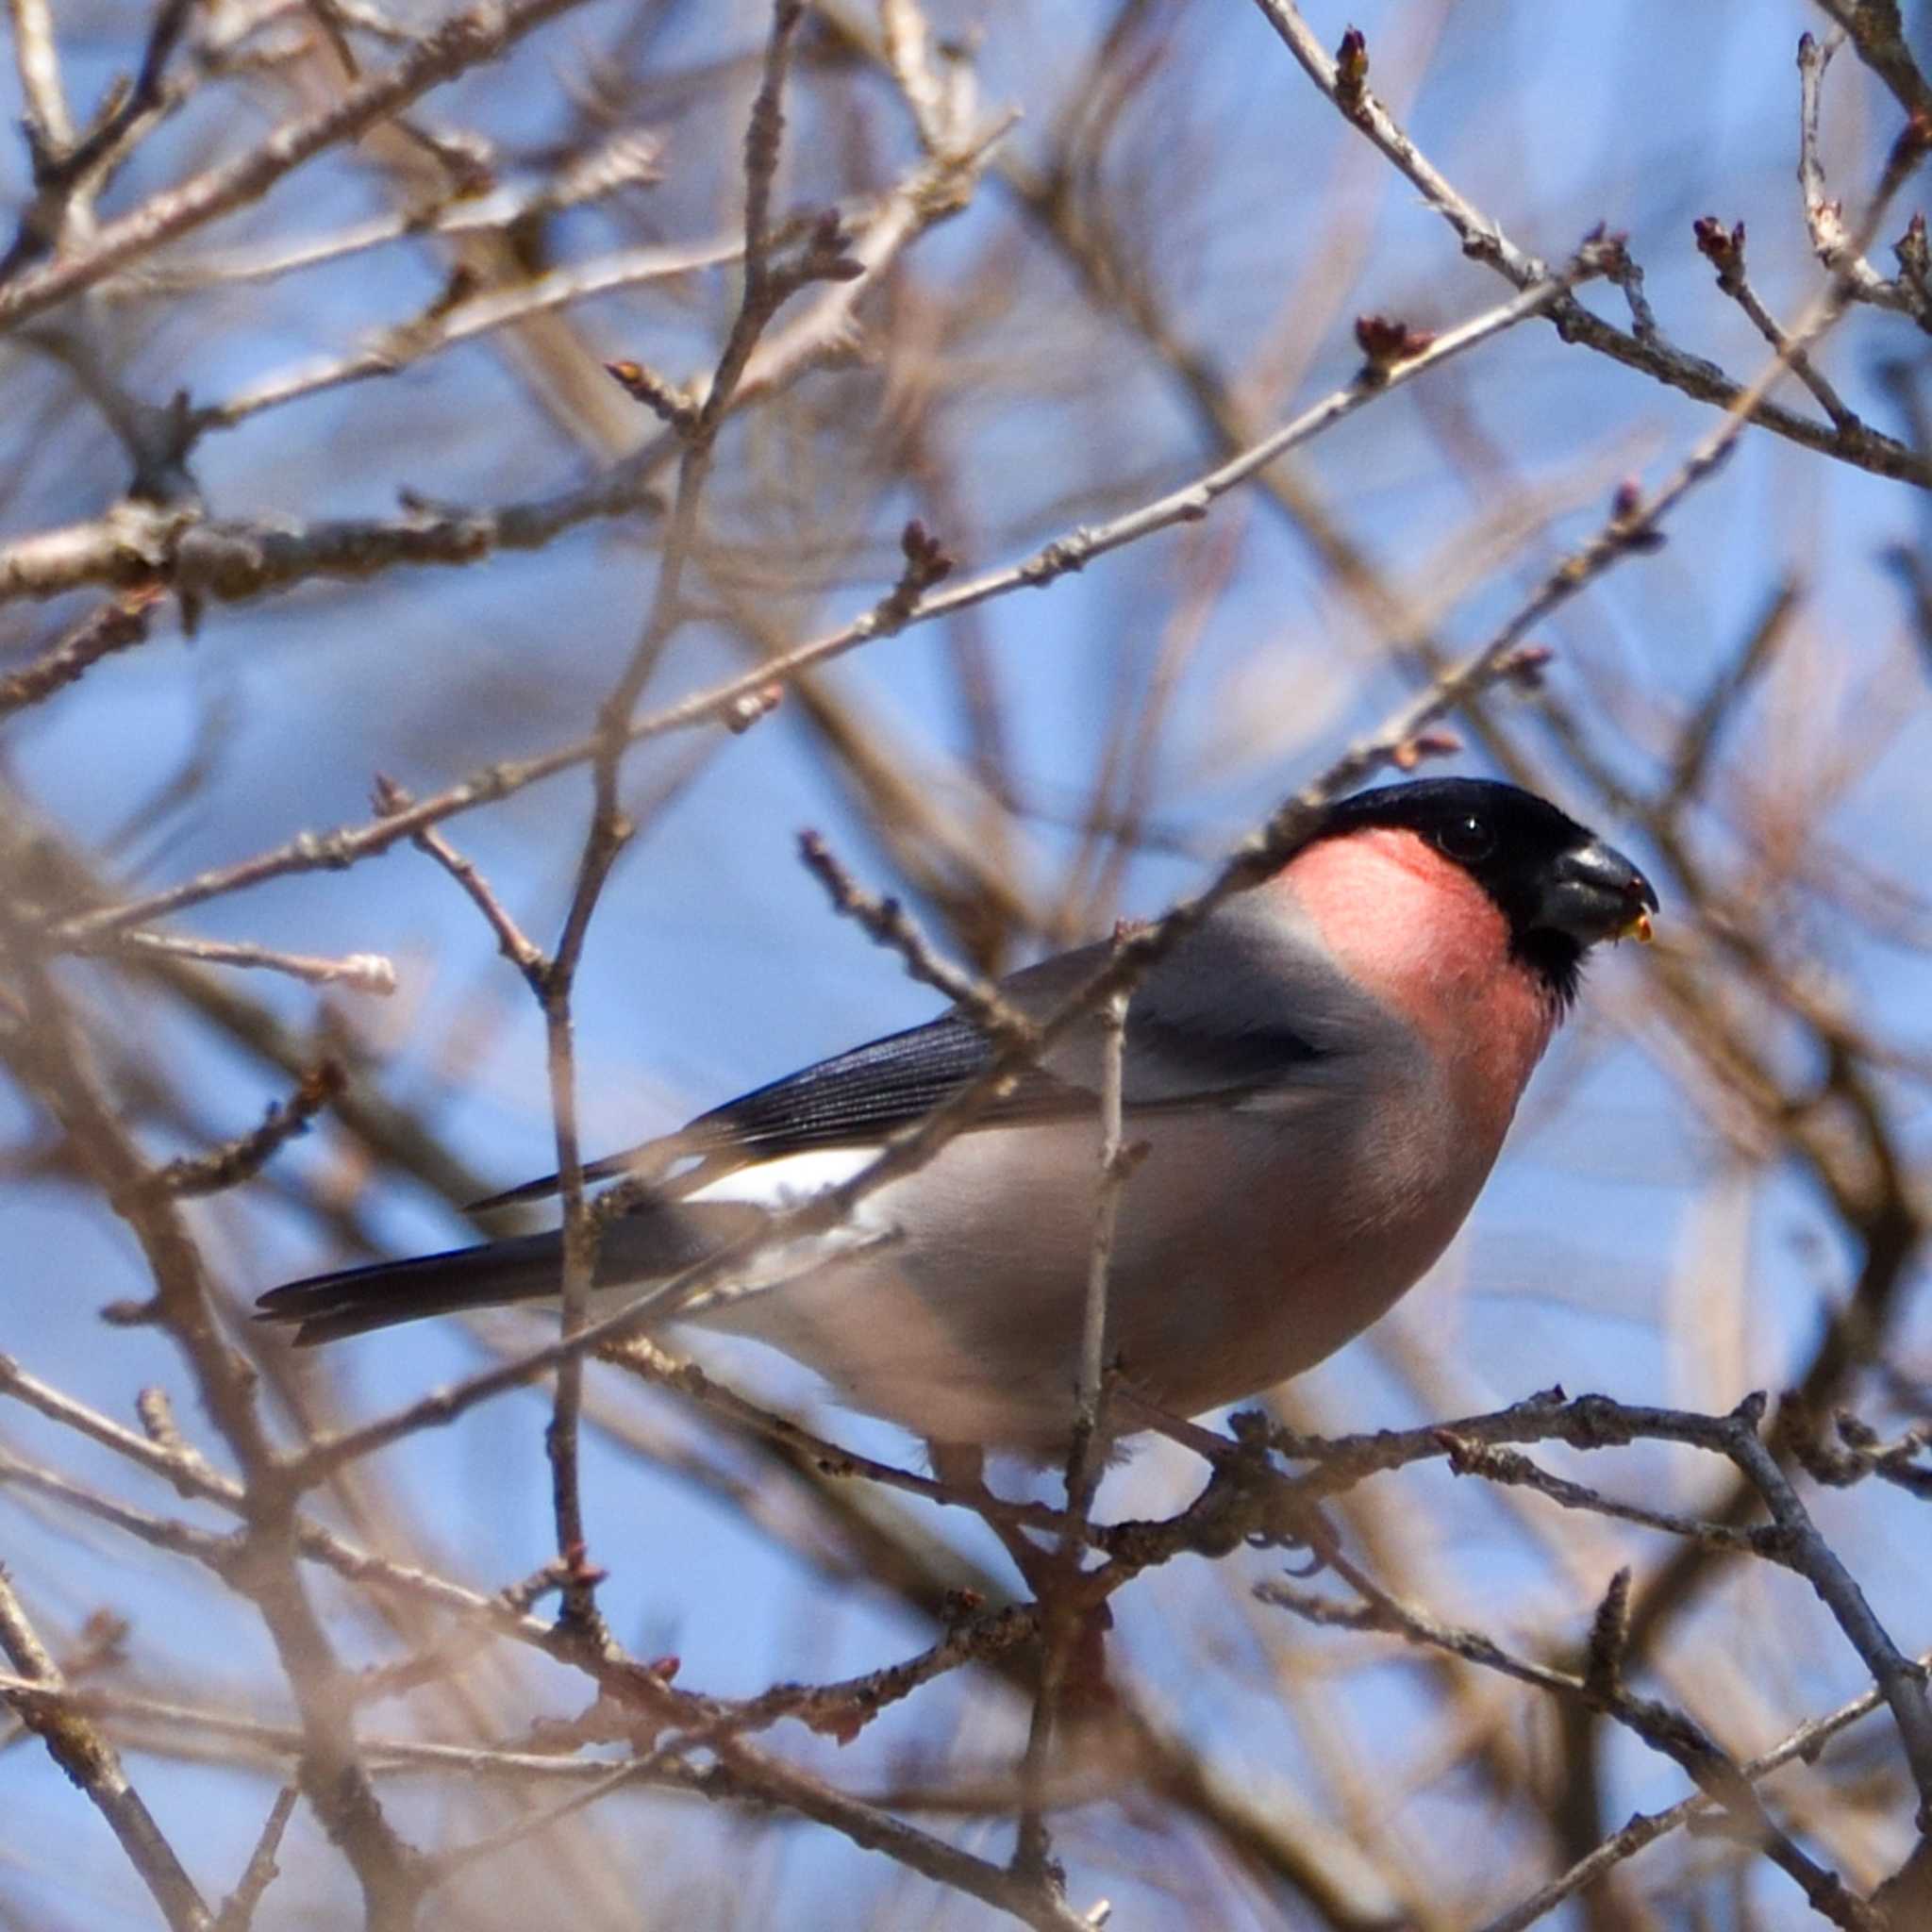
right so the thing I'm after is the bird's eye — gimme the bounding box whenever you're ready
[1437,813,1494,862]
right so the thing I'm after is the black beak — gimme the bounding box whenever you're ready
[1537,837,1659,944]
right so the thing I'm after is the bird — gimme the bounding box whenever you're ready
[258,777,1657,1460]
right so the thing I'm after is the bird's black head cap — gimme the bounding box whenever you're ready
[1316,776,1658,1006]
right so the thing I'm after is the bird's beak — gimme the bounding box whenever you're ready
[1538,838,1659,945]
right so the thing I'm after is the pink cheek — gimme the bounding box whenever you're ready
[1280,831,1515,1019]
[1280,830,1559,1136]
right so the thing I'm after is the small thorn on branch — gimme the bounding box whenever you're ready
[148,1060,345,1199]
[1390,729,1459,771]
[1499,642,1555,690]
[724,682,784,733]
[795,208,867,286]
[1897,212,1930,296]
[1354,313,1436,385]
[1584,1565,1633,1697]
[605,358,698,434]
[872,517,956,630]
[1896,109,1932,172]
[1692,215,1747,290]
[1334,26,1370,114]
[558,1540,608,1591]
[1607,477,1666,554]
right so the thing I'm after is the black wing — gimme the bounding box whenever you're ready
[675,1009,1089,1159]
[475,929,1326,1208]
[473,1007,1091,1208]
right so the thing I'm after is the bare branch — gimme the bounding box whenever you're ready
[1016,963,1133,1884]
[107,128,663,296]
[1721,1405,1932,1824]
[1813,0,1932,124]
[196,228,752,431]
[0,970,424,1924]
[0,586,161,713]
[213,1785,298,1932]
[796,822,1031,1042]
[0,0,599,331]
[1692,215,1857,427]
[0,471,665,611]
[1251,1,1932,485]
[1264,1550,1888,1931]
[46,264,1587,948]
[0,0,197,280]
[1792,29,1930,325]
[146,1061,344,1200]
[75,927,399,995]
[0,1568,211,1932]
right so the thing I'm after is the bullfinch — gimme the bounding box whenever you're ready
[258,778,1657,1457]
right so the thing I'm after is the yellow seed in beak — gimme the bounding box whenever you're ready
[1621,910,1654,944]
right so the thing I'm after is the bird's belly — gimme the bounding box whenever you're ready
[681,1094,1495,1455]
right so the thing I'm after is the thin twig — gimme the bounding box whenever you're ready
[374,776,543,975]
[0,469,664,611]
[1015,969,1132,1884]
[146,1061,344,1199]
[702,1739,1099,1932]
[0,587,162,714]
[75,927,398,995]
[1474,1632,1917,1932]
[0,1568,211,1932]
[1691,215,1857,428]
[213,1786,298,1932]
[1435,1436,1761,1553]
[5,0,74,156]
[0,0,598,331]
[599,1335,1074,1541]
[1263,1554,1885,1931]
[1250,0,1932,485]
[0,0,198,280]
[47,263,1588,950]
[1813,0,1932,124]
[195,229,754,431]
[1792,29,1923,324]
[797,822,1031,1044]
[1719,1404,1932,1826]
[0,970,425,1926]
[107,127,663,296]
[1662,576,1802,808]
[525,0,825,1640]
[423,1765,643,1885]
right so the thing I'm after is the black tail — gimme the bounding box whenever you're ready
[256,1231,572,1346]
[257,1198,766,1347]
